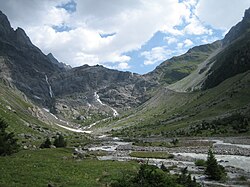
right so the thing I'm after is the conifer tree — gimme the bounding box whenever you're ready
[53,134,67,148]
[205,148,226,180]
[0,118,19,156]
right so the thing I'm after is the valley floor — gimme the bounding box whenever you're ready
[0,136,250,187]
[85,136,250,187]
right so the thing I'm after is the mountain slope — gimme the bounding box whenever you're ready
[202,8,250,89]
[104,70,250,137]
[0,11,62,110]
[50,64,158,121]
[0,8,250,138]
[146,41,222,85]
[100,8,250,137]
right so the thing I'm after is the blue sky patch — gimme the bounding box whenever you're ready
[57,0,77,13]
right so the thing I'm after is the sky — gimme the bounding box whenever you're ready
[0,0,250,74]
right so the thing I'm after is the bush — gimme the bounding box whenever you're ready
[111,163,201,187]
[195,159,206,167]
[53,134,67,148]
[177,167,201,187]
[0,118,19,156]
[40,137,52,148]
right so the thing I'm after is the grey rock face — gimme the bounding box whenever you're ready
[223,7,250,46]
[51,65,158,114]
[0,11,61,109]
[0,11,12,36]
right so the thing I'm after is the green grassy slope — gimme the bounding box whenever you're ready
[0,81,89,147]
[147,41,221,84]
[107,71,250,138]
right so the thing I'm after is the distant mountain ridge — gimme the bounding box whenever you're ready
[0,7,250,126]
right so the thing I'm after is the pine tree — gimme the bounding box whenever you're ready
[0,118,19,156]
[53,134,67,148]
[205,148,226,180]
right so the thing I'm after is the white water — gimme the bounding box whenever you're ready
[214,140,250,149]
[94,92,104,105]
[111,107,119,117]
[88,141,130,152]
[174,153,250,172]
[94,91,119,117]
[45,75,53,98]
[33,95,41,100]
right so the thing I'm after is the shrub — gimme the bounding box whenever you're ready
[111,163,201,187]
[0,118,19,156]
[40,137,52,148]
[195,159,206,167]
[53,134,67,148]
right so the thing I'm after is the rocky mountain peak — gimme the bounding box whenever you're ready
[243,7,250,19]
[223,7,250,45]
[15,27,33,47]
[47,53,72,70]
[0,10,12,36]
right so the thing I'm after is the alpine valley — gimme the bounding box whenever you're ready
[0,7,250,187]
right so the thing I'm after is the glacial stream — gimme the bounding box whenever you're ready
[88,137,250,173]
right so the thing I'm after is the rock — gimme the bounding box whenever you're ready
[6,105,11,110]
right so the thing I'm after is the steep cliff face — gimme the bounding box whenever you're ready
[0,11,63,109]
[50,65,158,119]
[223,7,250,46]
[202,8,250,89]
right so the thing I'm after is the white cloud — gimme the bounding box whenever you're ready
[1,0,248,72]
[164,36,178,44]
[0,0,70,28]
[177,43,184,49]
[201,36,219,44]
[184,17,210,35]
[183,39,193,47]
[141,46,173,65]
[117,62,131,70]
[0,0,191,68]
[182,0,198,8]
[196,0,250,30]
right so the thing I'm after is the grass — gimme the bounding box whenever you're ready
[129,151,174,159]
[0,83,91,148]
[157,41,221,84]
[0,148,139,187]
[110,70,250,138]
